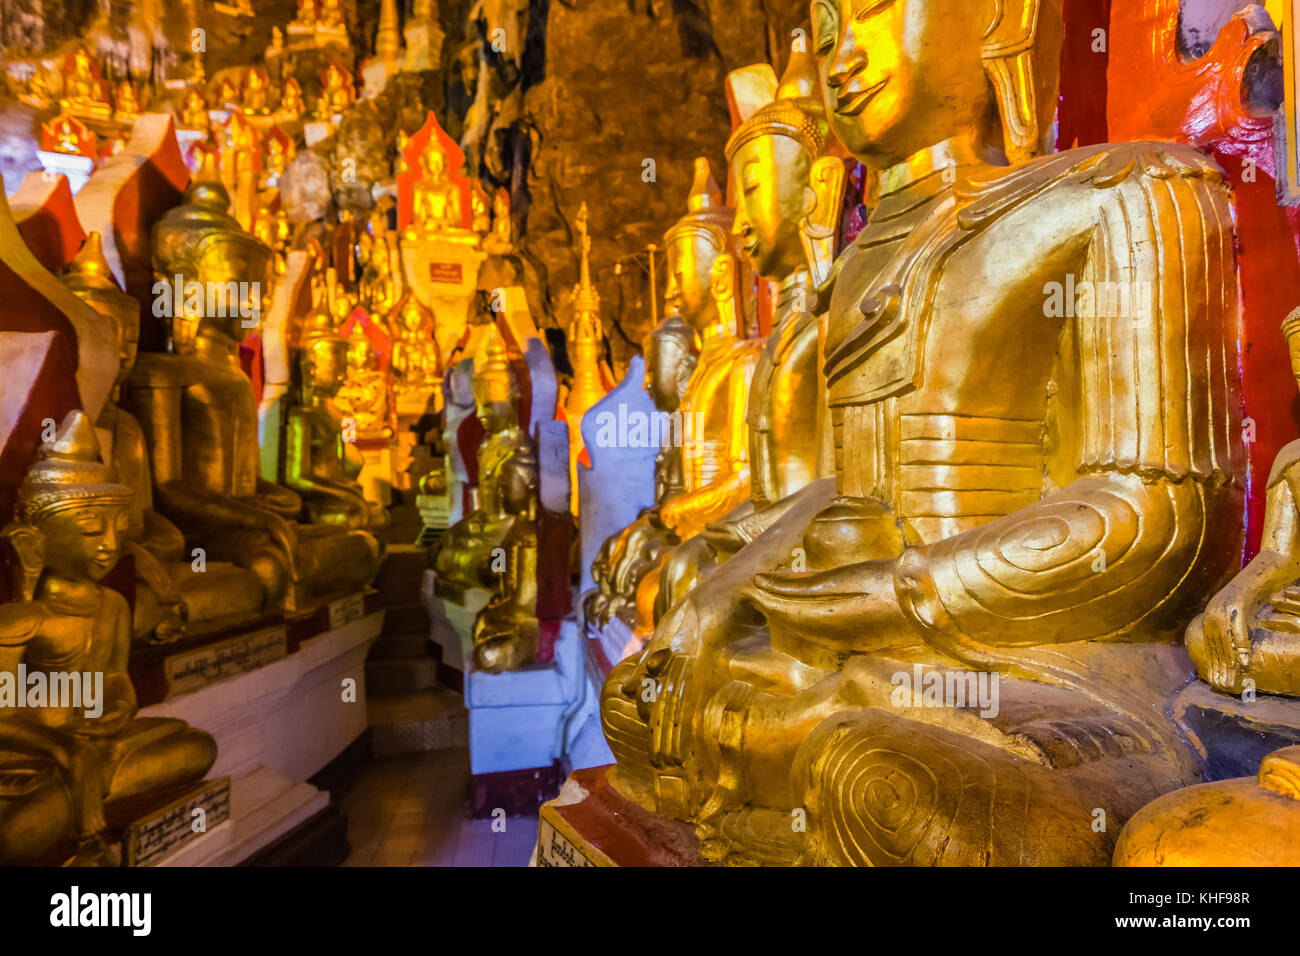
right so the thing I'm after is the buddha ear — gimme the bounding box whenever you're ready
[980,0,1064,164]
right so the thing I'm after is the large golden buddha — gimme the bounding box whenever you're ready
[123,167,380,614]
[601,0,1243,866]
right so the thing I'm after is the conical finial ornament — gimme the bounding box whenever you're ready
[686,158,723,213]
[18,410,132,522]
[571,203,600,324]
[63,232,121,292]
[376,0,402,61]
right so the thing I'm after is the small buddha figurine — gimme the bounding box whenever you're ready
[470,181,492,234]
[321,0,345,28]
[297,0,319,23]
[215,77,237,109]
[433,328,534,597]
[48,117,84,156]
[316,61,354,119]
[483,187,513,256]
[62,233,264,643]
[20,67,53,109]
[358,229,398,316]
[123,161,380,614]
[334,323,392,438]
[390,291,442,403]
[0,412,217,865]
[263,133,292,185]
[284,313,387,530]
[180,88,209,131]
[242,67,270,114]
[605,0,1245,867]
[405,143,464,236]
[113,81,140,122]
[1188,308,1300,697]
[280,77,306,118]
[60,46,111,119]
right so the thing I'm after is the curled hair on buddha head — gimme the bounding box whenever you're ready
[18,411,132,525]
[725,47,830,164]
[663,157,734,252]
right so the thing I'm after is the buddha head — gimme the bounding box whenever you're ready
[300,312,348,401]
[62,232,139,392]
[14,411,133,585]
[345,323,376,371]
[152,154,274,343]
[663,158,735,333]
[727,49,831,279]
[644,315,698,414]
[421,146,448,183]
[472,327,519,434]
[811,0,1063,168]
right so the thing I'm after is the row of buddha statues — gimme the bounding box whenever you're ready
[577,0,1300,866]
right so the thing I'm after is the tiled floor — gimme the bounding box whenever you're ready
[339,748,540,867]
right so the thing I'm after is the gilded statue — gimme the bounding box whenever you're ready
[61,233,263,643]
[334,322,394,439]
[113,81,140,123]
[602,0,1245,866]
[0,412,217,865]
[284,312,387,531]
[280,78,307,118]
[180,89,209,131]
[390,291,442,404]
[316,61,354,119]
[242,67,271,115]
[404,142,465,236]
[59,46,110,119]
[123,165,380,614]
[434,327,535,603]
[651,49,845,626]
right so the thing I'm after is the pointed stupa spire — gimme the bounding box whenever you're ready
[686,158,723,213]
[63,232,121,292]
[375,0,401,62]
[571,202,600,327]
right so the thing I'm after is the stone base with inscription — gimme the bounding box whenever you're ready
[136,604,383,864]
[532,766,700,867]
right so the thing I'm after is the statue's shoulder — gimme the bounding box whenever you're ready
[126,352,194,388]
[956,141,1228,232]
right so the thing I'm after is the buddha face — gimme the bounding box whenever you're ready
[305,339,347,397]
[645,335,693,413]
[422,149,447,182]
[116,309,140,389]
[663,227,724,331]
[39,503,130,582]
[194,237,273,338]
[730,133,814,279]
[812,0,992,167]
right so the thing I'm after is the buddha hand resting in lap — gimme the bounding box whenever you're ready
[601,0,1245,866]
[0,413,216,865]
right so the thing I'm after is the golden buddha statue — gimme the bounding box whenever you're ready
[62,233,264,644]
[433,328,535,599]
[242,67,271,115]
[280,77,307,118]
[321,0,344,29]
[124,167,380,614]
[650,50,846,626]
[390,291,442,403]
[316,61,354,119]
[180,88,209,131]
[358,228,398,317]
[47,116,84,156]
[405,143,464,237]
[263,133,292,185]
[60,46,111,119]
[215,77,237,109]
[113,81,140,123]
[1186,309,1300,697]
[602,0,1245,866]
[470,181,492,234]
[0,412,217,865]
[297,0,318,23]
[284,313,387,530]
[592,159,753,625]
[334,322,393,438]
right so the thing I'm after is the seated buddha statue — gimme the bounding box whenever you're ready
[316,62,353,119]
[390,291,442,404]
[334,323,393,439]
[280,78,307,119]
[113,81,140,123]
[123,167,380,614]
[59,46,110,120]
[404,144,465,237]
[284,312,387,531]
[242,67,270,115]
[603,0,1245,866]
[587,314,699,633]
[0,412,217,865]
[434,328,534,596]
[1186,308,1300,698]
[61,233,264,644]
[358,229,398,316]
[593,160,755,624]
[180,89,209,132]
[651,49,846,626]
